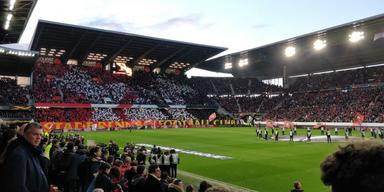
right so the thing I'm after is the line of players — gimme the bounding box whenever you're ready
[255,126,384,142]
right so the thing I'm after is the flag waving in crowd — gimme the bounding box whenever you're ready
[353,112,365,126]
[284,120,294,129]
[313,122,326,129]
[208,112,217,122]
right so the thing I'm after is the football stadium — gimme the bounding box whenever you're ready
[1,1,384,192]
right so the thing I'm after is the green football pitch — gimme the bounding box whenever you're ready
[80,127,350,192]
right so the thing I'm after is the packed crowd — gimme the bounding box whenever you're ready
[34,108,199,122]
[187,77,217,95]
[2,122,384,192]
[35,109,92,122]
[58,67,134,104]
[124,108,168,121]
[0,123,181,192]
[32,85,384,123]
[0,123,244,192]
[156,75,197,105]
[4,59,384,123]
[288,65,384,92]
[189,77,283,96]
[32,61,214,106]
[214,97,239,113]
[236,96,263,112]
[33,61,69,103]
[166,109,196,120]
[209,78,232,95]
[213,65,384,123]
[214,95,285,114]
[0,77,30,105]
[263,88,384,122]
[33,61,137,104]
[92,108,121,122]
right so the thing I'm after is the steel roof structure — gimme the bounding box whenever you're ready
[29,20,227,72]
[198,14,384,79]
[0,0,37,44]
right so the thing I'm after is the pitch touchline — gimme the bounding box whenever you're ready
[136,143,233,160]
[178,170,258,192]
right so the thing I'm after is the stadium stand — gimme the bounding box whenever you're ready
[124,108,168,120]
[288,66,384,92]
[2,9,384,192]
[33,61,215,106]
[1,56,381,125]
[264,86,384,123]
[34,108,92,122]
[187,109,216,120]
[189,77,283,96]
[0,77,30,105]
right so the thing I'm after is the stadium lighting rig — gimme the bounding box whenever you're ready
[224,62,232,69]
[87,53,108,61]
[40,48,66,57]
[113,56,133,66]
[8,50,35,57]
[9,0,16,10]
[4,0,16,30]
[238,58,248,67]
[349,31,364,43]
[4,13,13,30]
[284,46,296,57]
[313,39,327,51]
[0,46,35,57]
[138,58,157,66]
[169,62,190,69]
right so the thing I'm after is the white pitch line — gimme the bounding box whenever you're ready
[178,170,259,192]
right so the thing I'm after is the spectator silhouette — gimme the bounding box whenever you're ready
[290,180,304,192]
[321,141,384,192]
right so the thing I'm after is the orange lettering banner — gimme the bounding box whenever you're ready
[41,119,240,131]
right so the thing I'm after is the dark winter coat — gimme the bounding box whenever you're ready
[2,137,49,192]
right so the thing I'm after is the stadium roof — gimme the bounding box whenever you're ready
[198,14,384,79]
[29,20,227,72]
[0,0,37,44]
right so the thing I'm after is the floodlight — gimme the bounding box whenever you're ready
[9,0,16,10]
[313,39,326,50]
[4,22,10,30]
[238,59,248,67]
[6,14,13,21]
[224,62,232,69]
[4,14,12,30]
[349,31,364,43]
[284,46,296,57]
